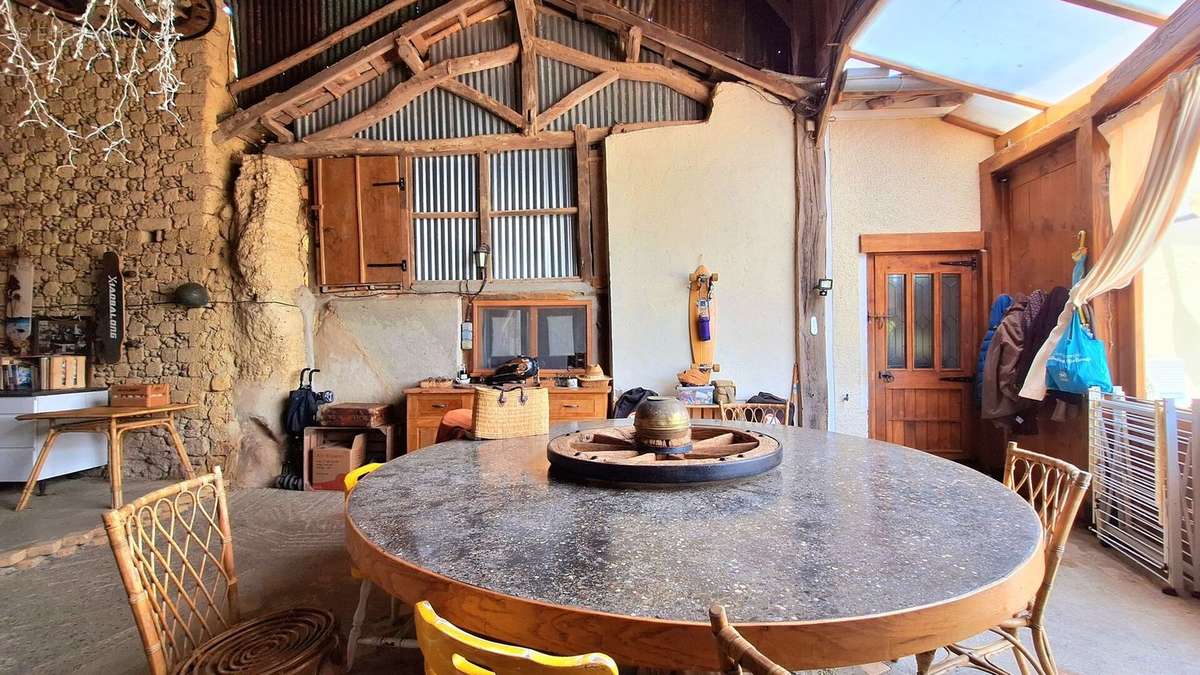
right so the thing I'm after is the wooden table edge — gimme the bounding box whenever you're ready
[345,510,1046,670]
[15,403,199,421]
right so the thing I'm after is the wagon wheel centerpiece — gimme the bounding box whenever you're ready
[547,397,782,484]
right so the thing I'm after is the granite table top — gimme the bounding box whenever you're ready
[347,420,1043,625]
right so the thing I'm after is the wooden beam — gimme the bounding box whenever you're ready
[478,151,492,278]
[574,124,595,284]
[417,1,509,51]
[541,0,808,102]
[794,118,829,429]
[396,37,426,73]
[1060,0,1167,26]
[993,73,1106,150]
[815,0,886,135]
[941,114,1002,138]
[859,232,987,254]
[535,37,710,103]
[624,25,643,63]
[307,44,520,141]
[515,0,539,135]
[229,0,420,96]
[850,51,1052,110]
[983,0,1200,173]
[215,0,495,144]
[438,79,526,128]
[537,72,619,131]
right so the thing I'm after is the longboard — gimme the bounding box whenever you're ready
[682,265,719,384]
[95,251,124,365]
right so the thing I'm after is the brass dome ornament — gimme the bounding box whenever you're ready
[548,398,783,484]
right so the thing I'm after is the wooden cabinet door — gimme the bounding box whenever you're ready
[869,253,980,460]
[314,156,411,288]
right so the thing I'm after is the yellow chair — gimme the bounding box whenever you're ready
[344,463,412,669]
[415,601,619,675]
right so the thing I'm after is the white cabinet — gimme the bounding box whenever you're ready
[0,390,109,482]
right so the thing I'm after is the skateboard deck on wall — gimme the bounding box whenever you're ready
[681,265,720,385]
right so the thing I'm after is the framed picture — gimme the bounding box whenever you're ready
[33,315,93,356]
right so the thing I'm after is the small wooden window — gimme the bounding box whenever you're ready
[314,156,412,289]
[471,299,594,375]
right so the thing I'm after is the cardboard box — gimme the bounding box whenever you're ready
[310,433,366,489]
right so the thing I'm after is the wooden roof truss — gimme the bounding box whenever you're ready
[215,0,820,154]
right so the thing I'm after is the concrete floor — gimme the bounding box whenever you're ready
[1,484,1200,675]
[0,476,174,555]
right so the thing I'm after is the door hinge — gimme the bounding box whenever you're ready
[372,178,406,190]
[939,258,977,270]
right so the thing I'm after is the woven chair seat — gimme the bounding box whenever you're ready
[174,607,338,675]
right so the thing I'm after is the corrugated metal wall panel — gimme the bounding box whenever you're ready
[490,149,576,211]
[491,215,579,280]
[415,217,480,281]
[360,87,519,141]
[413,155,479,213]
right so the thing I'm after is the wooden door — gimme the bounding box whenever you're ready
[869,252,980,460]
[314,156,411,288]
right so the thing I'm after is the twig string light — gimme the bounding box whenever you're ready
[0,0,186,163]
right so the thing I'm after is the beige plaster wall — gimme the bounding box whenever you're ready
[826,117,993,436]
[605,83,797,398]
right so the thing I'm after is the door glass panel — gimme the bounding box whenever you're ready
[941,274,962,369]
[886,274,906,369]
[913,274,933,369]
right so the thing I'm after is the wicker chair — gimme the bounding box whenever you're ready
[708,605,789,675]
[415,600,618,675]
[915,443,1092,675]
[102,468,339,675]
[719,402,790,425]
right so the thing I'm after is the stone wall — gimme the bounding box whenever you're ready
[0,9,245,479]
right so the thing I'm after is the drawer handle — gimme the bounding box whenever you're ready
[431,403,448,409]
[562,404,581,409]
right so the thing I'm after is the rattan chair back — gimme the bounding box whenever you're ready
[1003,442,1091,623]
[719,403,789,425]
[102,468,239,675]
[708,605,789,675]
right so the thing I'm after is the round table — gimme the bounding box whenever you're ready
[346,421,1044,670]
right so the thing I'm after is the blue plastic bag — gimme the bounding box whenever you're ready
[1045,311,1113,394]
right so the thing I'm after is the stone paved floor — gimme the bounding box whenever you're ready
[2,487,1200,674]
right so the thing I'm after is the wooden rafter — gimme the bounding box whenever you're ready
[514,0,539,134]
[537,71,619,131]
[941,114,1002,138]
[815,0,886,133]
[624,25,643,63]
[1060,0,1168,26]
[535,37,710,102]
[229,0,421,96]
[396,37,426,73]
[438,79,526,128]
[307,44,520,141]
[262,123,703,159]
[214,0,501,144]
[541,0,810,103]
[850,51,1052,110]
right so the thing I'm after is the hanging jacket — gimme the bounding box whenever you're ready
[976,294,1013,405]
[981,297,1029,421]
[1017,286,1069,389]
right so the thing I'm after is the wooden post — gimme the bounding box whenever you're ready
[795,116,829,430]
[478,151,492,280]
[574,124,594,284]
[515,0,539,135]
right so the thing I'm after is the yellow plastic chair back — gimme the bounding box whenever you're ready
[343,463,384,496]
[414,601,618,675]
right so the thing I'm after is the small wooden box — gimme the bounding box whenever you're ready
[110,383,171,407]
[320,402,394,428]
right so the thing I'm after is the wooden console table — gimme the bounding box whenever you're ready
[14,403,198,511]
[405,386,611,452]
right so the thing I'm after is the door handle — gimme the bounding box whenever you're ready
[878,371,895,383]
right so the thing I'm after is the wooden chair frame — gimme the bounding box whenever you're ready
[719,403,790,426]
[102,468,239,675]
[708,605,790,675]
[917,443,1092,675]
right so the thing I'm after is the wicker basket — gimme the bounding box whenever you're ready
[471,385,549,439]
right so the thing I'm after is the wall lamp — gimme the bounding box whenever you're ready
[472,243,492,273]
[814,278,834,297]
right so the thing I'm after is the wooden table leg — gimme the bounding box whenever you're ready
[110,419,123,509]
[165,415,195,479]
[15,428,61,511]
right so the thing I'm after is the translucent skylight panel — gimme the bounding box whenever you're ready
[1120,0,1185,15]
[855,0,1156,104]
[952,95,1041,133]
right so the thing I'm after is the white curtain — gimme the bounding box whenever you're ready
[1020,64,1200,401]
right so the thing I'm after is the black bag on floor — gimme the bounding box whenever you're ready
[614,387,658,418]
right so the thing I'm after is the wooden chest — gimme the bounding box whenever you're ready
[320,402,394,428]
[109,383,170,408]
[404,386,611,452]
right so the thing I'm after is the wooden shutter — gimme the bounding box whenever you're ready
[314,156,411,288]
